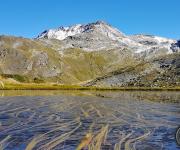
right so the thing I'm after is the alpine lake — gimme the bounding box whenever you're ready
[0,90,179,150]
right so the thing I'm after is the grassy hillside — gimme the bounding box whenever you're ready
[86,54,180,87]
[0,36,179,88]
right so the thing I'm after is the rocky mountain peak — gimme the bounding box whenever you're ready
[36,21,124,41]
[95,20,107,24]
[36,21,178,54]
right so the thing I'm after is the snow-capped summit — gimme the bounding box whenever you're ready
[37,21,125,41]
[37,24,84,40]
[37,21,178,55]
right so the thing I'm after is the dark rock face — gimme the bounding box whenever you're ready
[139,41,157,46]
[171,40,180,52]
[176,40,180,48]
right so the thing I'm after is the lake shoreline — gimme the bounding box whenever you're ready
[0,83,180,91]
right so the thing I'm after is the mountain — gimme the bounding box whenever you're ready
[37,21,176,54]
[0,21,179,87]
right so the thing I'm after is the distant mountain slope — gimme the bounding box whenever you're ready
[0,36,62,82]
[37,21,176,54]
[0,21,179,87]
[85,54,180,87]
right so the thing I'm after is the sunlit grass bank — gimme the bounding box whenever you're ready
[0,83,180,91]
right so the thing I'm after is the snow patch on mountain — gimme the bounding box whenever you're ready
[129,35,176,53]
[37,21,125,41]
[37,24,84,40]
[37,21,178,55]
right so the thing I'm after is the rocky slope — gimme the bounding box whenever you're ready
[0,21,179,87]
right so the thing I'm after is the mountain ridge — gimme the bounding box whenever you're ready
[0,21,179,87]
[36,21,177,54]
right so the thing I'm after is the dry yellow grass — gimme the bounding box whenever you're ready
[0,80,4,89]
[0,82,180,91]
[88,125,109,150]
[76,133,93,150]
[26,118,81,150]
[124,130,151,150]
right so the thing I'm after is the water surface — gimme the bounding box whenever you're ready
[0,90,179,150]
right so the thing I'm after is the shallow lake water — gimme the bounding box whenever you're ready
[0,90,179,150]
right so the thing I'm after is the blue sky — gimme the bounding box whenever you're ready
[0,0,179,39]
